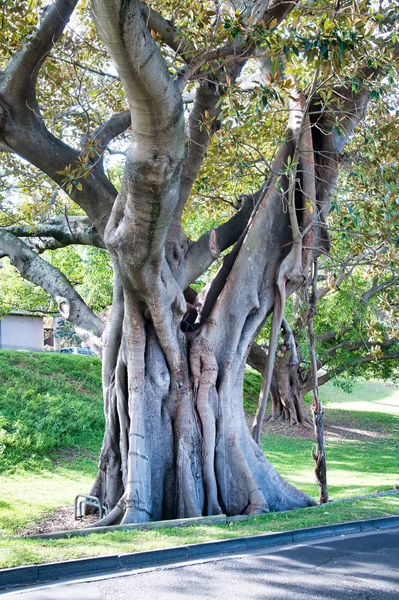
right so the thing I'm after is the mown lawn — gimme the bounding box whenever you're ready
[262,408,399,500]
[1,495,398,569]
[0,350,104,474]
[0,351,398,569]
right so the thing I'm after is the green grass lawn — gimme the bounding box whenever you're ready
[0,351,398,569]
[250,369,399,499]
[0,495,398,569]
[262,407,399,499]
[0,351,103,474]
[0,460,97,538]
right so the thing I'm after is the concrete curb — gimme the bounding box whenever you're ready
[1,515,399,591]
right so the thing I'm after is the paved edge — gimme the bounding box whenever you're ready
[1,515,399,591]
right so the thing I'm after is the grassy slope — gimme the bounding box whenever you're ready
[0,350,104,471]
[0,352,398,569]
[0,352,101,536]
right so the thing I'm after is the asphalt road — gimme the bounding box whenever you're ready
[2,528,399,599]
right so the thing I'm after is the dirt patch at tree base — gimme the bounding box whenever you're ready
[249,412,387,442]
[20,507,99,536]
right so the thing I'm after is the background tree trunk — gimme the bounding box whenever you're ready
[270,355,311,426]
[248,341,312,427]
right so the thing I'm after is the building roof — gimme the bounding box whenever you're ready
[4,311,45,318]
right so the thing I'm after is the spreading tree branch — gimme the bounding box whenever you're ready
[138,1,194,61]
[318,351,399,387]
[247,341,267,373]
[0,1,117,234]
[91,0,182,129]
[83,112,131,153]
[0,229,104,339]
[2,0,79,105]
[3,217,104,251]
[179,193,257,289]
[91,0,186,265]
[317,326,353,344]
[317,275,399,348]
[361,276,399,303]
[168,0,300,248]
[182,0,298,82]
[172,80,224,232]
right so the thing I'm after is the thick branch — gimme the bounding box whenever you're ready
[309,74,374,228]
[0,230,104,338]
[317,275,398,344]
[247,341,267,373]
[361,277,399,303]
[138,1,193,61]
[317,262,352,300]
[91,0,182,134]
[4,217,104,250]
[317,326,352,343]
[170,0,299,241]
[167,71,247,267]
[0,3,117,234]
[83,112,131,153]
[174,80,224,227]
[91,0,185,265]
[184,0,298,82]
[2,0,78,104]
[323,339,365,358]
[180,193,257,289]
[324,336,397,359]
[0,115,116,235]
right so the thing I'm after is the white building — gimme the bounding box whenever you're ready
[0,311,44,351]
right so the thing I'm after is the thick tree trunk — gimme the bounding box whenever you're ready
[80,0,373,525]
[0,0,379,528]
[89,298,316,524]
[83,3,315,522]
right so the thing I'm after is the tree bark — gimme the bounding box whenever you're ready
[84,0,376,520]
[90,285,317,523]
[308,259,328,504]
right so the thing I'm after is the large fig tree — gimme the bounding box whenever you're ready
[0,0,397,524]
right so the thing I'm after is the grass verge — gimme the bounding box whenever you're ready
[0,460,97,537]
[0,495,398,569]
